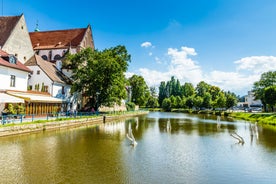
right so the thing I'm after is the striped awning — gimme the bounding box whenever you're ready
[0,93,25,103]
[6,91,63,103]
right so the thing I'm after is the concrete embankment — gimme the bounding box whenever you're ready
[0,111,148,137]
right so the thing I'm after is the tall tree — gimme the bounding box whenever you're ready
[253,71,276,111]
[128,74,150,106]
[68,46,130,110]
[158,81,167,106]
[264,86,276,112]
[182,82,195,97]
[196,81,211,97]
[225,92,238,110]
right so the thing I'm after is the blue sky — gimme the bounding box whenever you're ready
[3,0,276,95]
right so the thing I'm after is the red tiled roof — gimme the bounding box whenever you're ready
[0,49,32,72]
[29,28,87,49]
[24,54,71,84]
[0,15,22,46]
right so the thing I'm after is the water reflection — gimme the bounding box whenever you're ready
[0,112,276,184]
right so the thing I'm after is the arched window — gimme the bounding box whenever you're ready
[54,54,62,60]
[41,55,48,61]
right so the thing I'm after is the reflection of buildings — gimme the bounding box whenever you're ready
[103,121,126,139]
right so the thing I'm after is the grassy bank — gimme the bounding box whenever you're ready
[229,112,276,126]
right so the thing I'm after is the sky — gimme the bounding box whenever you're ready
[2,0,276,96]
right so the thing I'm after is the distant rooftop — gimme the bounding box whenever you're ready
[29,26,92,50]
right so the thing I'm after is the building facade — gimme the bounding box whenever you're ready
[0,14,34,64]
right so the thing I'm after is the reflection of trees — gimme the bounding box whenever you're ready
[257,126,276,149]
[158,117,237,136]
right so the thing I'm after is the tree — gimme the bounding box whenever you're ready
[162,98,172,111]
[264,86,276,112]
[202,92,212,109]
[68,46,130,110]
[253,71,276,112]
[213,92,226,109]
[225,92,237,110]
[186,96,194,109]
[128,74,150,106]
[196,81,211,97]
[146,96,159,108]
[158,81,167,106]
[182,82,194,97]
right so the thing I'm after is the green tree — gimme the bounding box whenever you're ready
[68,46,130,110]
[170,95,177,108]
[186,96,194,109]
[128,74,150,106]
[158,81,167,106]
[253,71,276,112]
[175,96,182,108]
[196,81,211,97]
[146,96,159,108]
[213,92,226,109]
[225,92,237,110]
[193,96,203,109]
[202,92,212,109]
[182,82,195,97]
[162,98,172,111]
[264,86,276,112]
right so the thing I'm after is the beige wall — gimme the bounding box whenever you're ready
[2,15,34,64]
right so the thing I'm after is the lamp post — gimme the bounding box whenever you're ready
[96,91,100,113]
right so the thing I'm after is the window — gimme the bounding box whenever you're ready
[37,70,40,75]
[41,55,48,60]
[62,86,65,95]
[10,75,16,87]
[54,54,61,60]
[44,86,49,93]
[9,55,17,64]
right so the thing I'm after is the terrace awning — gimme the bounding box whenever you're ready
[6,91,63,103]
[0,93,25,103]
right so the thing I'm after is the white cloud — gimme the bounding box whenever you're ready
[131,46,276,95]
[141,41,152,48]
[139,46,202,87]
[235,56,276,74]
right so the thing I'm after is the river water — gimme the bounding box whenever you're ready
[0,112,276,184]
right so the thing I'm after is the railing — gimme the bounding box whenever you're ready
[0,110,148,125]
[0,111,100,125]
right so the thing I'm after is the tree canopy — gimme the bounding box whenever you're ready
[128,74,150,106]
[158,77,238,111]
[253,71,276,112]
[67,46,131,110]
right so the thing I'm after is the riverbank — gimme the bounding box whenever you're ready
[229,112,276,126]
[0,111,149,137]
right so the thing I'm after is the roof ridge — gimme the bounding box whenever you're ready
[29,27,87,34]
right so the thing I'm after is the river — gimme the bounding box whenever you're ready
[0,112,275,184]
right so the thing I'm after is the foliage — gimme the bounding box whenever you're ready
[68,46,130,110]
[128,74,150,106]
[162,98,172,111]
[126,102,136,111]
[7,104,17,114]
[253,71,276,112]
[264,85,276,111]
[16,104,25,114]
[146,96,159,108]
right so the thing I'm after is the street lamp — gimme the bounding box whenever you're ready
[96,91,100,112]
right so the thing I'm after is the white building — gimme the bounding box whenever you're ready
[244,91,262,107]
[0,14,34,64]
[0,49,30,112]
